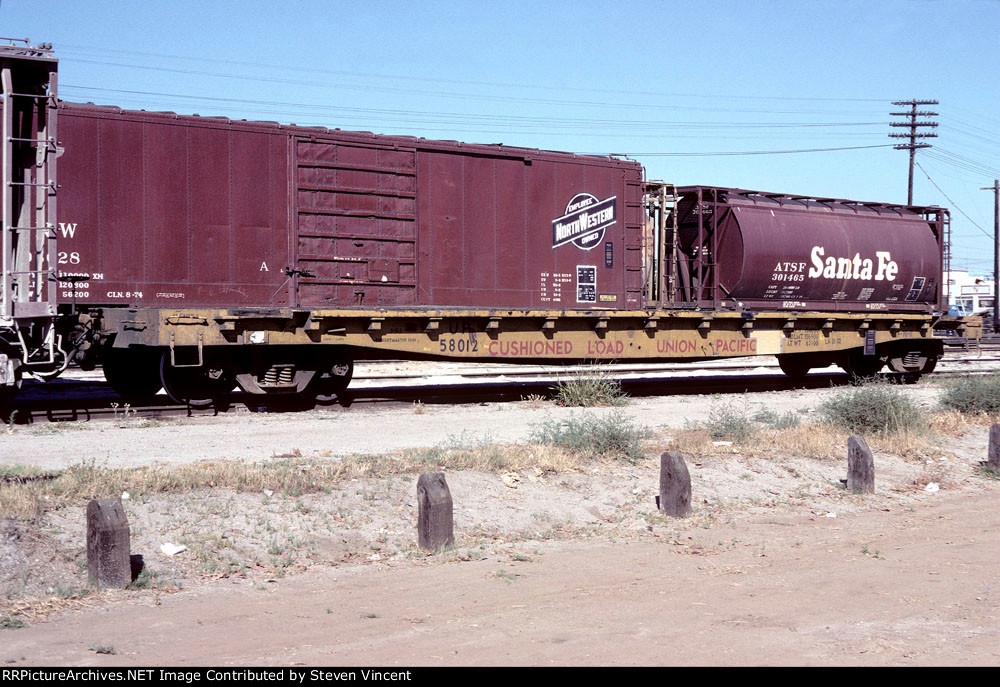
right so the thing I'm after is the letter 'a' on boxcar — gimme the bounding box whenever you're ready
[0,44,979,412]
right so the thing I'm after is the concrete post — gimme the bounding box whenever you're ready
[86,498,131,588]
[847,436,875,493]
[417,473,454,552]
[658,451,692,517]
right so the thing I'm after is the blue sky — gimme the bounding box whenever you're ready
[4,0,998,274]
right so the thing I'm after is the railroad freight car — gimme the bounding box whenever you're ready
[0,43,980,409]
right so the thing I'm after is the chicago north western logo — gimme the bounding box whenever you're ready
[552,193,617,250]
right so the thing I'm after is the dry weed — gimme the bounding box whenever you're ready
[928,409,978,435]
[930,408,1000,430]
[665,424,843,461]
[663,420,952,464]
[664,428,719,455]
[402,443,579,474]
[0,442,589,518]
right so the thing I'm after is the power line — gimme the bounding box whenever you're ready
[60,56,891,117]
[915,161,992,238]
[589,144,896,156]
[58,44,887,106]
[59,85,883,130]
[925,148,1000,177]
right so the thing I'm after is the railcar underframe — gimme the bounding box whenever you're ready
[97,306,977,405]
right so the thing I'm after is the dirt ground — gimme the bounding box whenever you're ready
[2,489,999,666]
[1,376,1000,666]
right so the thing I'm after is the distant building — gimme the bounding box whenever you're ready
[945,269,995,315]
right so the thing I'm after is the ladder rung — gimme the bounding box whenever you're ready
[6,181,54,187]
[6,225,53,232]
[7,137,55,144]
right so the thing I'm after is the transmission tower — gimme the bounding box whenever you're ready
[889,99,938,205]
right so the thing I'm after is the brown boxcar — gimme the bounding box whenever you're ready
[56,103,645,312]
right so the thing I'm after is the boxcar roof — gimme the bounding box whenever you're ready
[60,100,644,171]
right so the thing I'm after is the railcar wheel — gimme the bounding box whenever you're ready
[0,382,18,423]
[888,351,938,375]
[777,355,812,379]
[922,356,938,375]
[103,348,163,399]
[888,351,938,384]
[841,350,884,380]
[0,355,22,424]
[159,353,234,407]
[311,359,354,404]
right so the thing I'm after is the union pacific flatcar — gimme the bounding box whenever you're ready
[0,43,980,408]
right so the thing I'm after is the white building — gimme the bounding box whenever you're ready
[945,269,995,315]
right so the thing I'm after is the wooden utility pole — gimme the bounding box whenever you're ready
[890,100,938,205]
[983,179,1000,332]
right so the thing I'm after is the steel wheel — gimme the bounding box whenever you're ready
[0,381,18,424]
[103,347,162,399]
[777,354,812,379]
[159,353,234,407]
[841,350,884,380]
[311,359,354,404]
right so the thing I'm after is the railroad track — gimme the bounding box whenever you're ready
[6,349,1000,426]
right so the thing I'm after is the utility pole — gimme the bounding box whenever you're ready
[983,179,1000,332]
[890,99,938,205]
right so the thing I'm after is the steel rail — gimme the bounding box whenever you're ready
[7,354,1000,426]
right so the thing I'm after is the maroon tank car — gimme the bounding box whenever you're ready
[664,186,945,313]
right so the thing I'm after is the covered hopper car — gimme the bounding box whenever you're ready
[0,42,980,409]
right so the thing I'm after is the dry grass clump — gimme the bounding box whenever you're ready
[552,365,629,407]
[401,439,578,473]
[664,428,718,455]
[684,397,803,446]
[0,458,359,520]
[679,385,985,465]
[528,410,650,461]
[817,381,928,437]
[928,409,979,435]
[938,375,1000,415]
[755,424,844,460]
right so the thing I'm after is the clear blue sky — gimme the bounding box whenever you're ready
[4,0,998,275]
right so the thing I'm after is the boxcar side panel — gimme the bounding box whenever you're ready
[416,148,642,308]
[189,125,232,285]
[144,121,189,284]
[58,107,291,308]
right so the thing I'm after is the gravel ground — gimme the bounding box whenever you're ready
[0,376,945,469]
[2,370,999,667]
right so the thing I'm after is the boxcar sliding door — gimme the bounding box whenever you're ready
[292,137,418,308]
